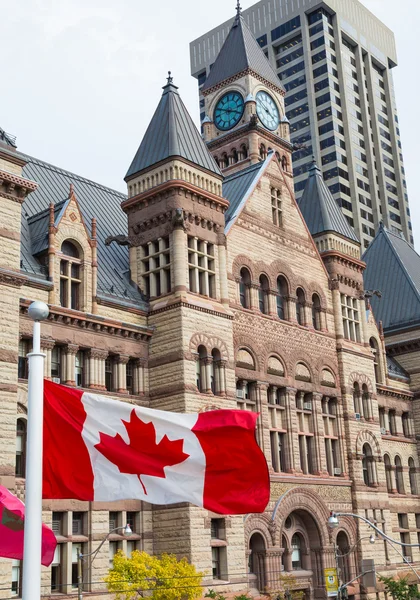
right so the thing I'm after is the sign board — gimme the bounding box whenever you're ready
[325,568,339,597]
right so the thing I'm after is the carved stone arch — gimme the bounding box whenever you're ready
[234,336,261,372]
[17,403,27,415]
[189,333,228,361]
[270,260,295,291]
[315,361,339,389]
[308,284,328,309]
[272,488,332,547]
[348,372,374,394]
[265,352,287,378]
[332,518,358,545]
[255,262,273,288]
[232,254,256,281]
[293,354,316,384]
[355,430,381,458]
[244,514,274,547]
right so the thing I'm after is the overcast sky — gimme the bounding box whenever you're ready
[2,0,419,246]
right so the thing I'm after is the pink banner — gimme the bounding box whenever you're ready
[0,485,57,567]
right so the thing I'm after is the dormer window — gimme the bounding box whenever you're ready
[60,241,81,310]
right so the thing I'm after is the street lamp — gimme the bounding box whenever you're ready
[22,301,49,600]
[77,524,133,600]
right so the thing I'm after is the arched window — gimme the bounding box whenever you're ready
[15,419,26,478]
[296,288,305,325]
[214,156,220,167]
[232,149,238,163]
[362,444,375,487]
[362,384,372,420]
[384,454,393,493]
[312,294,322,330]
[239,268,251,308]
[249,533,266,592]
[211,348,224,395]
[336,532,351,584]
[221,153,228,168]
[291,534,303,570]
[281,155,288,171]
[409,458,418,495]
[353,382,361,416]
[281,535,288,571]
[370,338,381,384]
[60,240,81,310]
[395,456,405,494]
[276,276,288,320]
[258,275,270,314]
[240,144,248,160]
[388,409,397,435]
[196,345,207,393]
[260,144,267,160]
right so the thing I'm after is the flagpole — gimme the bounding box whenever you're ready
[22,301,49,600]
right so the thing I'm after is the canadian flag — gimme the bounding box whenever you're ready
[43,381,269,515]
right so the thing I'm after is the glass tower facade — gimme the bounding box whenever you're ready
[190,0,412,248]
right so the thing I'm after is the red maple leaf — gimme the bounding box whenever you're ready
[95,409,190,495]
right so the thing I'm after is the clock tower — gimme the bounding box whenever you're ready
[201,2,292,177]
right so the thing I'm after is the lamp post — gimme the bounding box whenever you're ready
[328,512,420,582]
[22,301,49,600]
[77,524,132,600]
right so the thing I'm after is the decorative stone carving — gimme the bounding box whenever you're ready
[295,362,311,382]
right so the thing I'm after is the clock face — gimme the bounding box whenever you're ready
[256,91,280,131]
[214,92,245,131]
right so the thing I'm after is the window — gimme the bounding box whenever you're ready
[210,518,226,581]
[388,409,397,435]
[236,380,257,412]
[11,560,21,597]
[211,348,224,395]
[239,268,251,308]
[196,346,208,393]
[299,435,315,474]
[291,534,302,569]
[60,241,81,310]
[126,359,135,395]
[188,237,216,298]
[51,346,62,382]
[75,351,84,388]
[105,357,114,392]
[18,340,29,379]
[395,456,405,494]
[271,16,301,42]
[277,276,288,320]
[384,455,393,492]
[140,237,171,298]
[370,338,380,384]
[72,512,84,535]
[402,412,411,438]
[323,398,341,476]
[211,518,225,540]
[212,547,222,580]
[258,275,270,315]
[296,288,305,325]
[353,382,361,416]
[51,545,63,593]
[109,541,120,569]
[277,46,304,69]
[362,444,374,487]
[409,458,418,495]
[52,512,63,536]
[271,187,282,226]
[15,419,26,478]
[312,294,322,330]
[341,295,360,342]
[269,386,287,473]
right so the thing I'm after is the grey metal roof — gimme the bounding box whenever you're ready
[126,78,221,179]
[298,161,359,243]
[28,199,68,255]
[223,159,268,231]
[363,224,420,331]
[20,154,147,308]
[386,355,410,381]
[202,14,284,93]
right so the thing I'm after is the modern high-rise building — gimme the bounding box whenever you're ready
[190,0,413,249]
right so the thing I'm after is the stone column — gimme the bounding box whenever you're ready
[285,387,297,473]
[331,287,344,338]
[41,339,54,379]
[204,357,213,393]
[250,283,260,311]
[172,222,187,294]
[286,295,297,323]
[312,393,327,475]
[216,360,227,396]
[304,302,313,328]
[359,297,369,345]
[268,290,277,317]
[88,350,108,391]
[133,359,146,396]
[116,355,130,394]
[256,382,269,456]
[218,243,229,307]
[395,410,403,436]
[64,344,79,386]
[88,349,97,389]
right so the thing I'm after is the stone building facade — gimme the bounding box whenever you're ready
[0,8,419,600]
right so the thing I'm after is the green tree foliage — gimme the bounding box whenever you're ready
[105,550,204,600]
[379,575,420,600]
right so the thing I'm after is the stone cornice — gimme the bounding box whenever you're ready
[386,339,420,357]
[0,268,27,288]
[207,121,293,153]
[0,168,38,204]
[201,67,286,98]
[376,384,414,401]
[150,299,234,320]
[19,299,154,340]
[0,148,26,167]
[322,251,365,272]
[122,179,229,213]
[96,295,148,317]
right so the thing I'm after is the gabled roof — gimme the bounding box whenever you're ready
[363,224,420,331]
[20,154,146,308]
[223,156,271,233]
[386,355,410,381]
[126,76,221,179]
[201,12,284,93]
[298,160,359,243]
[27,198,69,255]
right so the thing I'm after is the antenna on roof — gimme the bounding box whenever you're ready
[167,71,173,85]
[236,0,242,18]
